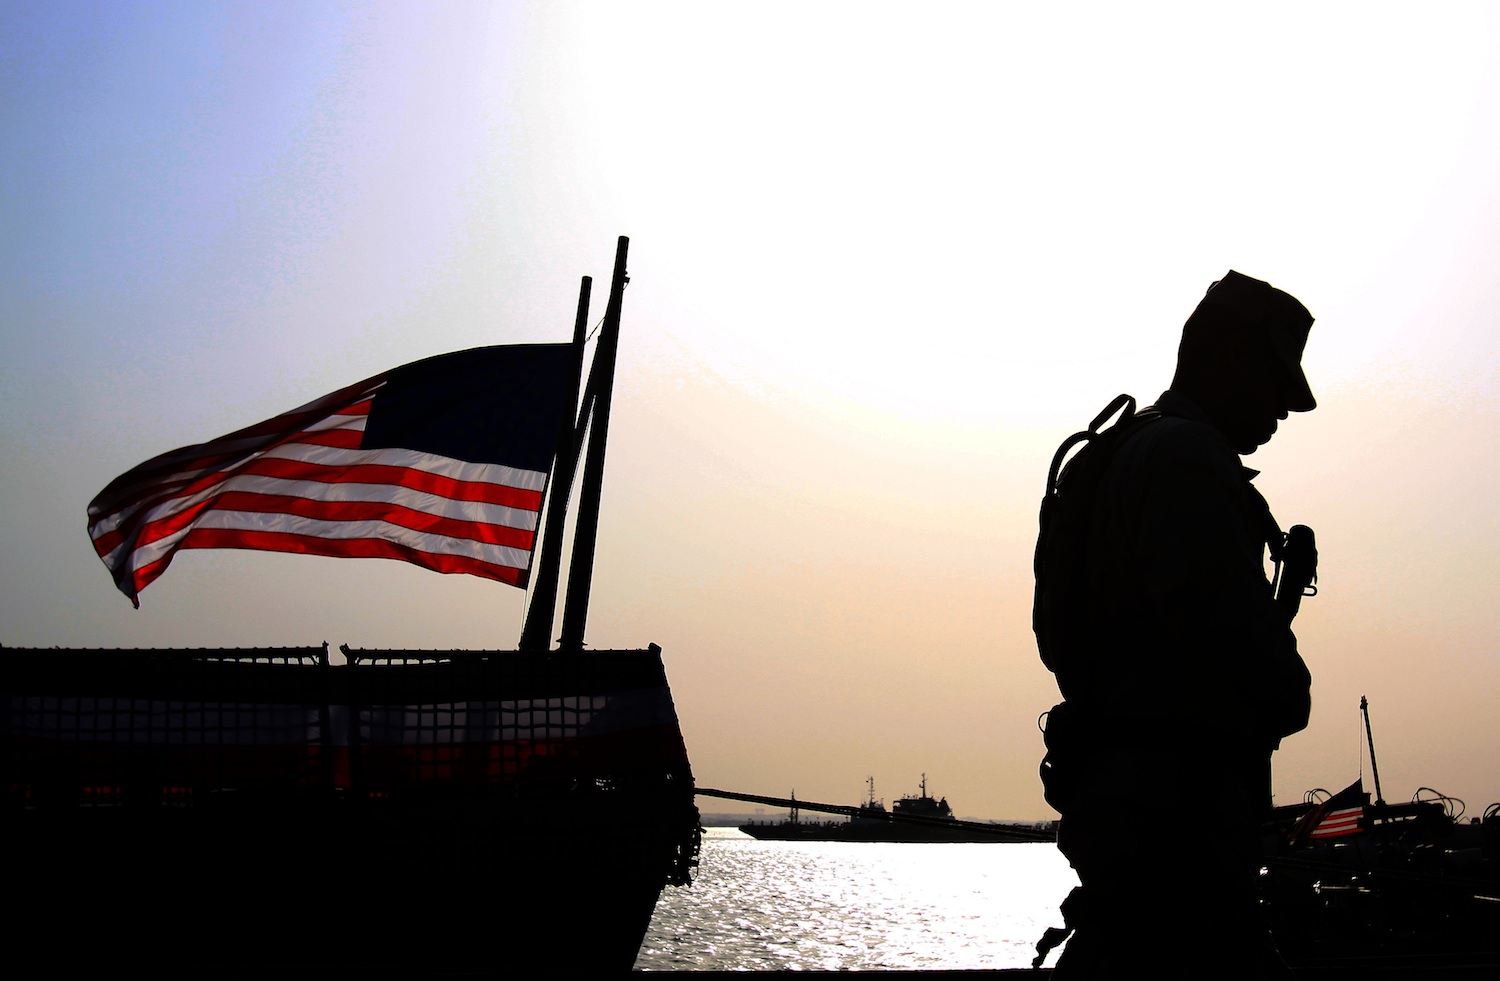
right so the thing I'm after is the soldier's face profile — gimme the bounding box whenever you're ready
[1219,333,1296,455]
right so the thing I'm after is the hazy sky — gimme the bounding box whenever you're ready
[4,2,1498,821]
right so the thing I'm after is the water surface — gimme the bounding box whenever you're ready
[636,827,1078,971]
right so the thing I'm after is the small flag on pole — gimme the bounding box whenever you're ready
[1288,779,1366,844]
[88,345,576,606]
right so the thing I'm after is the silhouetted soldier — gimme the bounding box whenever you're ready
[1033,272,1316,977]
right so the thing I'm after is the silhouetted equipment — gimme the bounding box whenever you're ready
[1032,393,1162,689]
[1272,523,1318,624]
[1260,705,1500,973]
[1361,693,1385,806]
[1032,394,1165,814]
[4,238,700,973]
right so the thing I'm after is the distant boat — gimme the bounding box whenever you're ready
[738,775,1054,843]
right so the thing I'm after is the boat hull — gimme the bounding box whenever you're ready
[3,645,700,973]
[738,822,1032,846]
[739,818,1043,843]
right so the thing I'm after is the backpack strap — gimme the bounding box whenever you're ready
[1043,394,1137,500]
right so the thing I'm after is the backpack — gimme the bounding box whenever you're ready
[1032,394,1162,690]
[1033,395,1162,811]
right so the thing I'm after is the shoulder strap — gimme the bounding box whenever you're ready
[1043,394,1136,501]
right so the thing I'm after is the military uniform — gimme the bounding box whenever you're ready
[1047,390,1310,978]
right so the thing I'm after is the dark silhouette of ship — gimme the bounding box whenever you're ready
[1260,784,1500,973]
[1255,699,1500,974]
[739,775,1054,843]
[3,643,698,972]
[2,238,702,973]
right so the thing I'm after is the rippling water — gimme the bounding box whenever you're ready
[635,827,1078,971]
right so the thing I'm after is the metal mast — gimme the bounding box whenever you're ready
[518,276,591,651]
[558,236,629,651]
[1361,695,1386,806]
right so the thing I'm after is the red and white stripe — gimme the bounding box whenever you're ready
[88,375,549,605]
[1309,804,1364,839]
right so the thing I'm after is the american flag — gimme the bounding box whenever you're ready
[1289,778,1366,843]
[88,345,576,606]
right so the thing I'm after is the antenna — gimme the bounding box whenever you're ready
[1361,695,1385,806]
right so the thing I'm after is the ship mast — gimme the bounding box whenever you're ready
[559,236,629,651]
[519,276,591,651]
[518,236,630,652]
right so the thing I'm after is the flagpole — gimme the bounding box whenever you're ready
[519,276,592,651]
[558,236,629,651]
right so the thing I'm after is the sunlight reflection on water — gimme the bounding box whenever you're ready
[635,827,1078,971]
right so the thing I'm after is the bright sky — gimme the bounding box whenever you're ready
[3,2,1498,821]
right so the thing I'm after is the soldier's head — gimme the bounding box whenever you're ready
[1172,271,1314,455]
